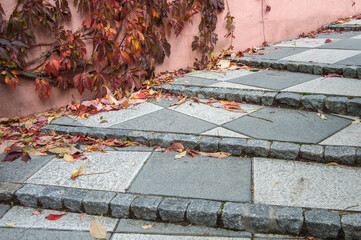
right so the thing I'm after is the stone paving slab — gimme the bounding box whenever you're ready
[320,123,361,147]
[274,38,340,48]
[128,151,252,202]
[0,205,10,218]
[223,108,352,144]
[253,158,361,211]
[283,76,361,97]
[0,156,54,183]
[0,206,118,231]
[187,69,255,80]
[210,82,270,91]
[115,219,251,238]
[201,127,250,138]
[27,151,151,192]
[0,228,101,240]
[318,39,361,50]
[112,234,250,240]
[281,49,361,64]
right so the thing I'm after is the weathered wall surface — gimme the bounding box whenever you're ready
[1,1,360,117]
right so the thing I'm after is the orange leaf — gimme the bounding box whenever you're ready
[220,101,240,107]
[133,93,147,99]
[170,97,187,107]
[120,51,131,65]
[45,213,66,221]
[167,142,185,152]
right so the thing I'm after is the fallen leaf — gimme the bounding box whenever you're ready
[142,225,153,229]
[220,101,240,107]
[5,222,17,226]
[32,211,41,215]
[48,145,80,155]
[317,113,327,120]
[90,219,107,239]
[0,140,17,155]
[121,101,130,108]
[133,93,147,99]
[47,117,55,124]
[167,142,185,152]
[199,152,232,158]
[325,39,332,43]
[28,149,48,156]
[45,213,66,221]
[70,166,86,180]
[63,153,76,163]
[217,59,231,69]
[325,162,339,166]
[174,151,187,159]
[352,119,360,125]
[99,120,108,124]
[170,97,187,107]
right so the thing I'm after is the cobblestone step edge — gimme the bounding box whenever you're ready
[0,182,360,239]
[150,85,361,117]
[41,125,361,166]
[233,57,361,80]
[328,24,361,31]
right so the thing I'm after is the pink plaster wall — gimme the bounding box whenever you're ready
[1,0,360,118]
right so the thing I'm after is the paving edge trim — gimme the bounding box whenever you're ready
[328,24,361,31]
[150,85,361,117]
[40,124,361,166]
[233,57,361,81]
[1,182,360,239]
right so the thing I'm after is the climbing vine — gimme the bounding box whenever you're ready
[0,0,233,99]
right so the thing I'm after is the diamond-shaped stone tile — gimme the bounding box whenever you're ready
[336,53,361,65]
[210,82,270,91]
[173,76,218,86]
[253,158,361,211]
[243,47,307,60]
[187,70,255,81]
[320,124,361,147]
[275,38,339,48]
[169,101,253,125]
[281,49,361,64]
[226,70,319,90]
[27,151,151,192]
[51,116,85,127]
[318,39,361,50]
[223,108,352,143]
[129,151,252,202]
[201,127,250,138]
[283,77,361,97]
[111,109,216,134]
[75,102,163,128]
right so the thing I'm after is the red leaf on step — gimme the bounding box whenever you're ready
[325,39,332,43]
[45,214,66,221]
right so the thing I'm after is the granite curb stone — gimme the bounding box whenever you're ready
[261,92,277,106]
[305,210,341,239]
[127,131,151,145]
[324,146,356,165]
[341,214,361,240]
[300,145,324,162]
[347,98,361,116]
[15,184,45,208]
[83,191,116,215]
[171,134,201,149]
[357,149,361,165]
[325,97,348,114]
[110,193,136,218]
[158,198,191,223]
[38,186,65,209]
[221,202,246,231]
[63,188,88,213]
[219,138,247,155]
[244,139,271,157]
[244,91,263,104]
[323,64,344,75]
[270,142,300,160]
[131,196,163,221]
[199,137,220,152]
[301,95,326,111]
[248,204,270,233]
[186,200,222,227]
[298,62,314,73]
[0,182,23,202]
[343,66,358,78]
[274,206,303,235]
[276,93,302,107]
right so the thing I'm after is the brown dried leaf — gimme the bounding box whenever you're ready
[90,219,107,239]
[141,224,153,229]
[198,152,232,158]
[174,151,187,159]
[170,97,187,107]
[63,153,76,163]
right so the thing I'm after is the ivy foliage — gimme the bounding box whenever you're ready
[0,0,232,99]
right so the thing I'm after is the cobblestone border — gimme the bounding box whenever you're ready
[1,182,360,239]
[41,125,361,166]
[151,85,361,117]
[328,24,361,31]
[233,57,361,80]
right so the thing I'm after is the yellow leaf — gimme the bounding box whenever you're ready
[48,145,79,155]
[325,162,339,166]
[63,154,76,163]
[352,119,360,125]
[109,95,118,105]
[90,219,107,239]
[142,225,153,229]
[70,166,86,180]
[218,59,231,69]
[6,222,17,226]
[317,113,327,120]
[174,151,187,159]
[47,117,55,124]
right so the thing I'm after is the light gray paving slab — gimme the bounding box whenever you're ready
[0,155,53,183]
[129,151,252,202]
[336,53,361,65]
[253,158,361,211]
[0,205,10,217]
[0,206,118,231]
[283,77,361,97]
[210,82,270,91]
[243,47,307,60]
[51,115,84,127]
[115,219,252,238]
[173,76,219,86]
[74,102,163,128]
[317,31,360,39]
[187,69,255,81]
[0,228,103,240]
[170,101,255,125]
[226,70,319,90]
[253,233,303,240]
[281,49,361,64]
[200,127,250,138]
[27,151,151,192]
[352,34,361,39]
[341,19,361,25]
[112,234,250,240]
[318,39,361,50]
[223,108,352,144]
[111,109,216,134]
[320,124,361,147]
[274,38,339,48]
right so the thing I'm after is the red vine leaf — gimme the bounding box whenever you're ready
[45,214,66,221]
